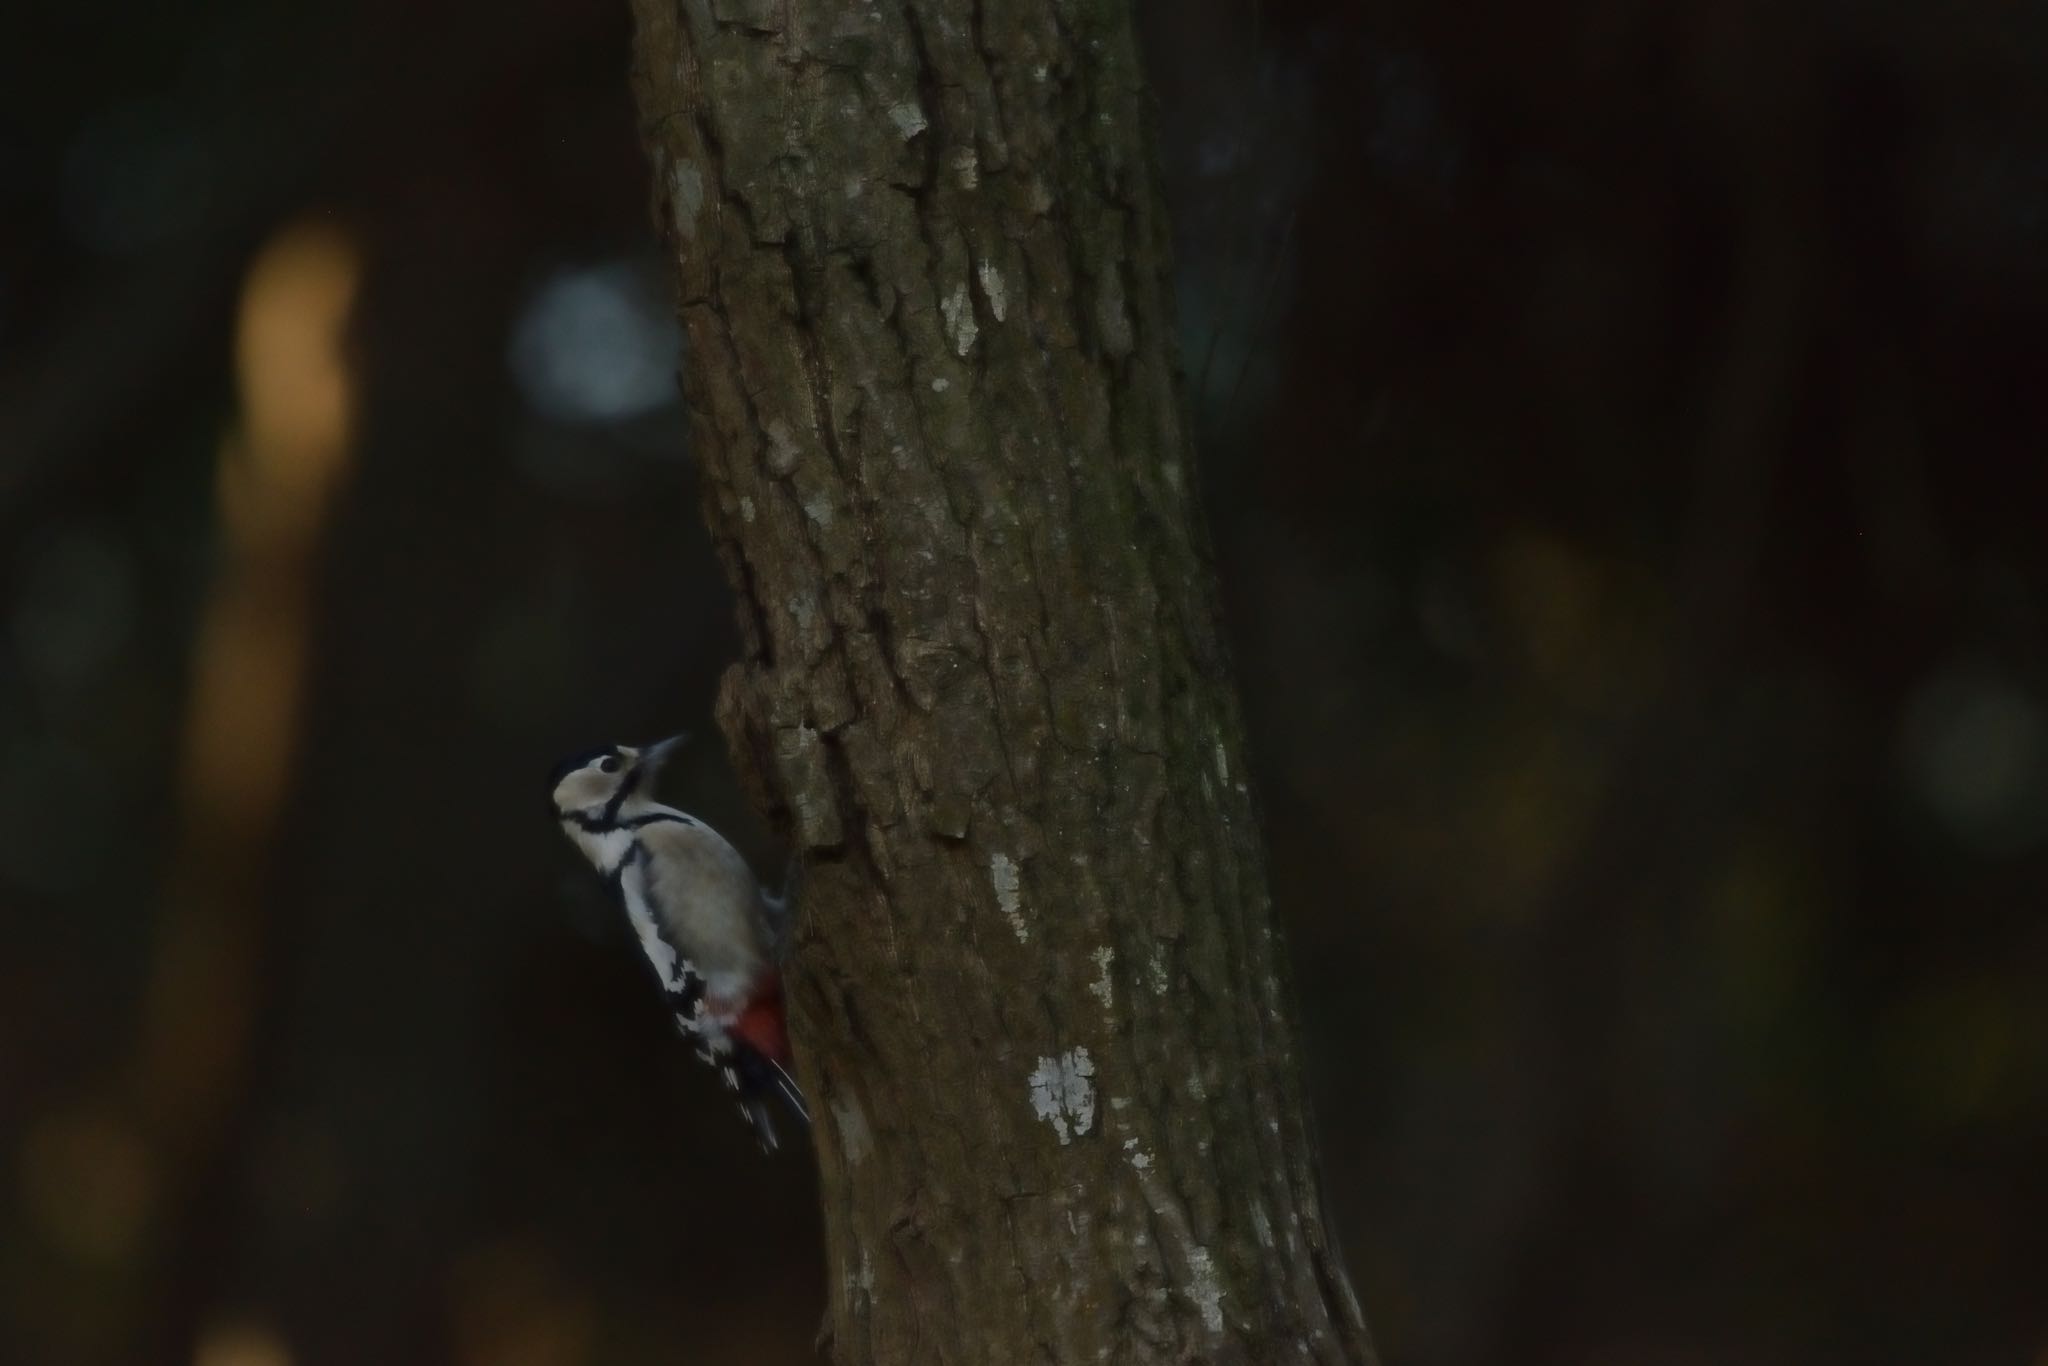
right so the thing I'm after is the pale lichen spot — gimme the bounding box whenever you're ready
[669,163,704,240]
[739,495,756,524]
[1148,943,1171,995]
[989,852,1027,942]
[1123,1137,1153,1172]
[764,418,801,475]
[1089,946,1115,1010]
[1213,740,1230,784]
[931,377,950,393]
[802,489,835,528]
[787,593,818,637]
[1096,270,1134,357]
[1027,1048,1097,1144]
[977,261,1008,322]
[942,283,978,356]
[887,102,928,140]
[832,1095,872,1165]
[1185,1246,1226,1335]
[841,1254,866,1305]
[952,146,980,189]
[1251,1203,1275,1249]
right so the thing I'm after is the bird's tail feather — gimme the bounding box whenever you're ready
[730,1045,808,1153]
[767,1059,810,1126]
[739,1097,780,1153]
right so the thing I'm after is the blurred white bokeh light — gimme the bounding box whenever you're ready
[508,260,680,424]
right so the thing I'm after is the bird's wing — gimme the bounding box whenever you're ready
[632,817,768,969]
[613,817,804,1152]
[611,839,712,1038]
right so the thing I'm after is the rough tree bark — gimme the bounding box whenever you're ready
[628,2,1374,1361]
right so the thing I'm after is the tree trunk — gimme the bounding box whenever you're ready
[627,2,1374,1361]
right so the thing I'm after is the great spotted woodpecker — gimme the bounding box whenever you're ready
[549,735,806,1151]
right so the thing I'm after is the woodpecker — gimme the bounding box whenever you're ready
[549,735,806,1151]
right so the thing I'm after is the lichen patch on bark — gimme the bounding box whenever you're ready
[1027,1048,1097,1144]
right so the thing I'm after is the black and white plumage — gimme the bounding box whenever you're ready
[550,735,806,1151]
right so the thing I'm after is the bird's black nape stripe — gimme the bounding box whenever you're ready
[625,812,697,830]
[599,760,642,826]
[602,840,647,890]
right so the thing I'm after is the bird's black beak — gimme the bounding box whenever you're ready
[639,733,688,780]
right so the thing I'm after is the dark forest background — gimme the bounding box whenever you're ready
[4,0,2045,1363]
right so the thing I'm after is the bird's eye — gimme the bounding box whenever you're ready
[598,756,620,774]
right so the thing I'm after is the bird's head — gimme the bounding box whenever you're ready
[549,734,686,828]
